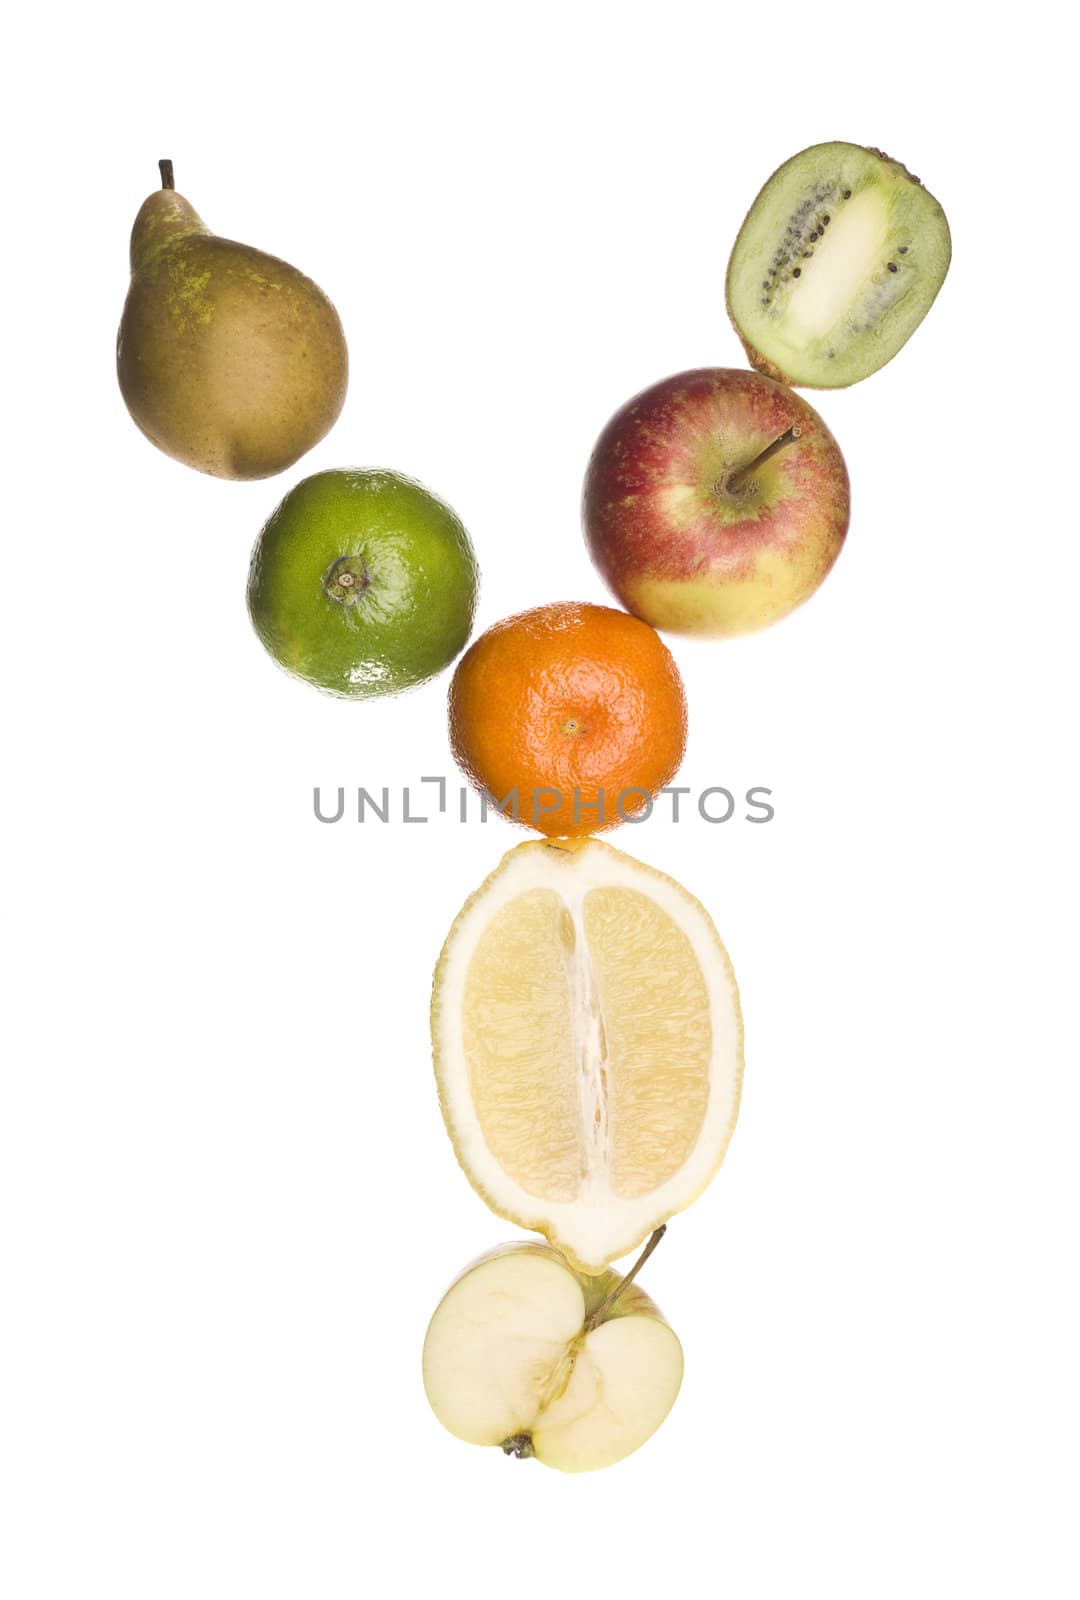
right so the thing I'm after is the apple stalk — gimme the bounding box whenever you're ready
[727,425,801,494]
[584,1225,667,1332]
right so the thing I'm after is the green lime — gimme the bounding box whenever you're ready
[247,469,480,697]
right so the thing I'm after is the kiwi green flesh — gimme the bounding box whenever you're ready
[726,141,951,388]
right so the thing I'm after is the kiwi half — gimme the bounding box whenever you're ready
[726,141,951,388]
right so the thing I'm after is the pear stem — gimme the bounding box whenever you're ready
[727,425,801,493]
[159,159,174,191]
[584,1225,667,1332]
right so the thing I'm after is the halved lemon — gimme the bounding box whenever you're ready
[431,838,743,1273]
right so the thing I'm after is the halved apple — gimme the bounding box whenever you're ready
[422,1232,683,1473]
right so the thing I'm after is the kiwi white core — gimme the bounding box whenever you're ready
[787,188,890,340]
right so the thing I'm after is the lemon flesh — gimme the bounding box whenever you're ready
[431,840,743,1271]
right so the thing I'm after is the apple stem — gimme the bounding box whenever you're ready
[727,425,801,493]
[159,159,175,191]
[584,1225,667,1331]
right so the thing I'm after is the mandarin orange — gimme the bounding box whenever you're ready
[448,602,687,837]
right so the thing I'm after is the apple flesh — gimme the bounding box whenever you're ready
[422,1236,683,1472]
[582,367,850,637]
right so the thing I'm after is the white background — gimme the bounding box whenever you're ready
[3,4,1076,1596]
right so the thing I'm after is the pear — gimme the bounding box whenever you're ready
[422,1229,684,1472]
[117,160,348,479]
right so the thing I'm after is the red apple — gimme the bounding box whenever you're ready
[582,368,850,637]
